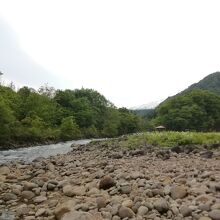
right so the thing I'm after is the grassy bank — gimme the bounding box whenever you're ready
[96,132,220,149]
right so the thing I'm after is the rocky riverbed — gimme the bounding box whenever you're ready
[0,142,220,220]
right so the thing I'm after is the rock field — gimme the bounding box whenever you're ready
[0,142,220,220]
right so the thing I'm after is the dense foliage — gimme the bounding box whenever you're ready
[0,84,143,147]
[154,90,220,131]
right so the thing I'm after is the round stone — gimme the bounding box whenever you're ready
[96,197,107,209]
[118,206,135,218]
[137,206,149,216]
[170,185,187,200]
[154,199,169,213]
[209,210,220,220]
[99,176,115,190]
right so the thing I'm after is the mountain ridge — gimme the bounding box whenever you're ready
[183,71,220,95]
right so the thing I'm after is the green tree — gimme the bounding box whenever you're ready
[118,108,140,135]
[60,116,81,140]
[155,89,220,131]
[102,108,120,137]
[0,97,15,144]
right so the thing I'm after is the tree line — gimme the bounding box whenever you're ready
[152,89,220,131]
[0,84,147,148]
[1,81,219,148]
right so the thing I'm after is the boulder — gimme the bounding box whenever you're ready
[96,197,107,209]
[3,193,17,201]
[33,196,47,203]
[179,205,192,217]
[170,185,187,199]
[209,210,220,220]
[21,191,35,200]
[122,199,133,208]
[35,208,46,217]
[154,199,169,213]
[63,185,74,197]
[118,206,135,218]
[54,200,76,220]
[137,206,149,216]
[99,176,115,190]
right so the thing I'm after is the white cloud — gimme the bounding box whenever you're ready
[0,0,220,107]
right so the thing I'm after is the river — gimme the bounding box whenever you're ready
[0,139,91,165]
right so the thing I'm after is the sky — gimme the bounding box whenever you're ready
[0,0,220,108]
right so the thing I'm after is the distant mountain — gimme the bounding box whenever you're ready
[130,100,162,110]
[132,108,155,117]
[183,71,220,95]
[130,101,162,118]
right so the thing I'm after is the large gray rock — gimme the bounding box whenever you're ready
[55,200,76,220]
[35,208,46,217]
[170,185,187,199]
[3,193,17,201]
[122,199,133,208]
[118,206,135,218]
[63,185,86,197]
[137,206,149,216]
[23,181,38,190]
[63,185,74,197]
[96,197,107,209]
[72,186,86,196]
[209,210,220,220]
[16,204,29,217]
[154,199,169,213]
[21,191,35,200]
[179,205,192,217]
[33,196,47,203]
[120,184,131,194]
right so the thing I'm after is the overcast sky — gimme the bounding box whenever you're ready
[0,0,220,108]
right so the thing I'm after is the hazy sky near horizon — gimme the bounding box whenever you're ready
[0,0,220,108]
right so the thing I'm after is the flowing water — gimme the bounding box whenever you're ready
[0,139,91,165]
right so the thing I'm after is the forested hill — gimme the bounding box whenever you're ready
[183,72,220,95]
[0,84,145,149]
[154,72,220,131]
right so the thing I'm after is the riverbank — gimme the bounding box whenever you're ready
[0,139,62,151]
[0,139,220,220]
[1,131,219,151]
[0,139,91,165]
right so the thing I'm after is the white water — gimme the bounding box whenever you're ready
[0,139,91,165]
